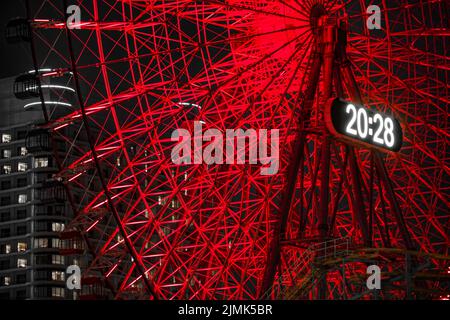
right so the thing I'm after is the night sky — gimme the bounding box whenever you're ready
[0,1,34,79]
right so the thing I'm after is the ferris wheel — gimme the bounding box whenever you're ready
[11,0,449,299]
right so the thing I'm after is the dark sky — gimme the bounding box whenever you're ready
[0,1,34,79]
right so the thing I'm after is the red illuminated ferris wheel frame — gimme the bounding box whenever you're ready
[22,0,450,299]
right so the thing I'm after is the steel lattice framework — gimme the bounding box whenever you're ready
[24,0,448,299]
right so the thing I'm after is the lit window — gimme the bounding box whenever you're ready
[52,271,65,281]
[18,162,28,172]
[52,222,65,232]
[18,194,27,204]
[2,165,11,174]
[171,199,178,208]
[34,157,49,168]
[17,258,27,268]
[52,238,61,248]
[34,238,48,248]
[20,147,27,156]
[52,255,64,265]
[2,134,11,143]
[2,150,11,158]
[17,242,27,252]
[52,287,65,297]
[3,276,11,286]
[2,244,11,254]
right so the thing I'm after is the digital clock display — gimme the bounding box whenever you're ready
[325,98,402,152]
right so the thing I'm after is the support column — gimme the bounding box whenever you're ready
[260,41,323,298]
[318,18,336,241]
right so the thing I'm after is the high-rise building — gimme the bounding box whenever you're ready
[0,76,75,300]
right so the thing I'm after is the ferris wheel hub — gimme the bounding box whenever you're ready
[309,3,327,33]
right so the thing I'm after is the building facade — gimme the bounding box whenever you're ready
[0,76,75,299]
